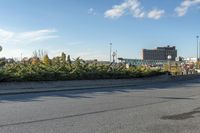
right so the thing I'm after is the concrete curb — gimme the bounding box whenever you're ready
[0,74,199,96]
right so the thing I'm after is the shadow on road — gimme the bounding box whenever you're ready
[0,79,200,102]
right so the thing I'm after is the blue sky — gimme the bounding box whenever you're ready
[0,0,200,60]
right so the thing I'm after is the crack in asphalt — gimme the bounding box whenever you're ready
[0,85,199,128]
[0,99,173,128]
[162,110,200,120]
[161,107,200,120]
[0,94,199,128]
[0,94,200,128]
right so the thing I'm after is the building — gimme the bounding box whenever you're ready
[142,45,177,61]
[184,57,197,63]
[118,58,168,67]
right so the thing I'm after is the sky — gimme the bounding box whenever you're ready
[0,0,200,61]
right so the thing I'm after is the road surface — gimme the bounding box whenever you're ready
[0,79,200,133]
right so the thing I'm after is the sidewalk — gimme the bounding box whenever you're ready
[0,74,199,95]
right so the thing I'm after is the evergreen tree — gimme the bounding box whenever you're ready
[43,54,50,65]
[61,52,66,64]
[67,55,72,65]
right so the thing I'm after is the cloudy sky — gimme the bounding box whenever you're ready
[0,0,200,60]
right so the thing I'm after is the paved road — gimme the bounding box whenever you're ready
[1,79,200,133]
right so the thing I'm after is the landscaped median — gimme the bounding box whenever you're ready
[0,74,199,96]
[0,55,164,82]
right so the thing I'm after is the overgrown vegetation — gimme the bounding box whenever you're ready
[0,52,165,82]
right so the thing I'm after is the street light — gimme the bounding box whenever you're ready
[197,35,199,62]
[167,55,172,74]
[0,45,2,69]
[112,51,117,63]
[115,50,118,63]
[109,43,112,62]
[167,55,172,60]
[196,36,199,69]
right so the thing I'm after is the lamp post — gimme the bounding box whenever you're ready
[0,45,2,69]
[197,36,199,69]
[112,51,117,63]
[167,55,172,74]
[116,50,118,63]
[109,43,112,63]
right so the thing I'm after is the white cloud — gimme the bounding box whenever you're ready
[148,9,165,19]
[104,3,128,18]
[104,0,164,20]
[0,48,23,59]
[0,29,14,44]
[0,28,59,58]
[88,8,97,15]
[175,0,200,16]
[128,0,145,18]
[104,0,145,19]
[0,28,58,46]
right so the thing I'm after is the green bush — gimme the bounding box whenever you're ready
[0,56,165,82]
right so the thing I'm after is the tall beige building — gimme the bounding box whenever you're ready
[142,45,177,61]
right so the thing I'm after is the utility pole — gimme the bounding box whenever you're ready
[109,43,112,62]
[112,51,116,63]
[197,35,199,62]
[196,36,199,69]
[21,53,23,61]
[115,50,118,63]
[198,36,200,62]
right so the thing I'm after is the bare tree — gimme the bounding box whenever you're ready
[33,49,48,59]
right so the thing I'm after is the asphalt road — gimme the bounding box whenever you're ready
[1,79,200,133]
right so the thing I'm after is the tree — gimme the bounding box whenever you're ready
[67,55,72,65]
[61,52,66,64]
[52,56,60,65]
[31,57,40,65]
[43,54,50,65]
[0,58,6,67]
[33,49,48,59]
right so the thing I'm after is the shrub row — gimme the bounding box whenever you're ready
[0,57,165,82]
